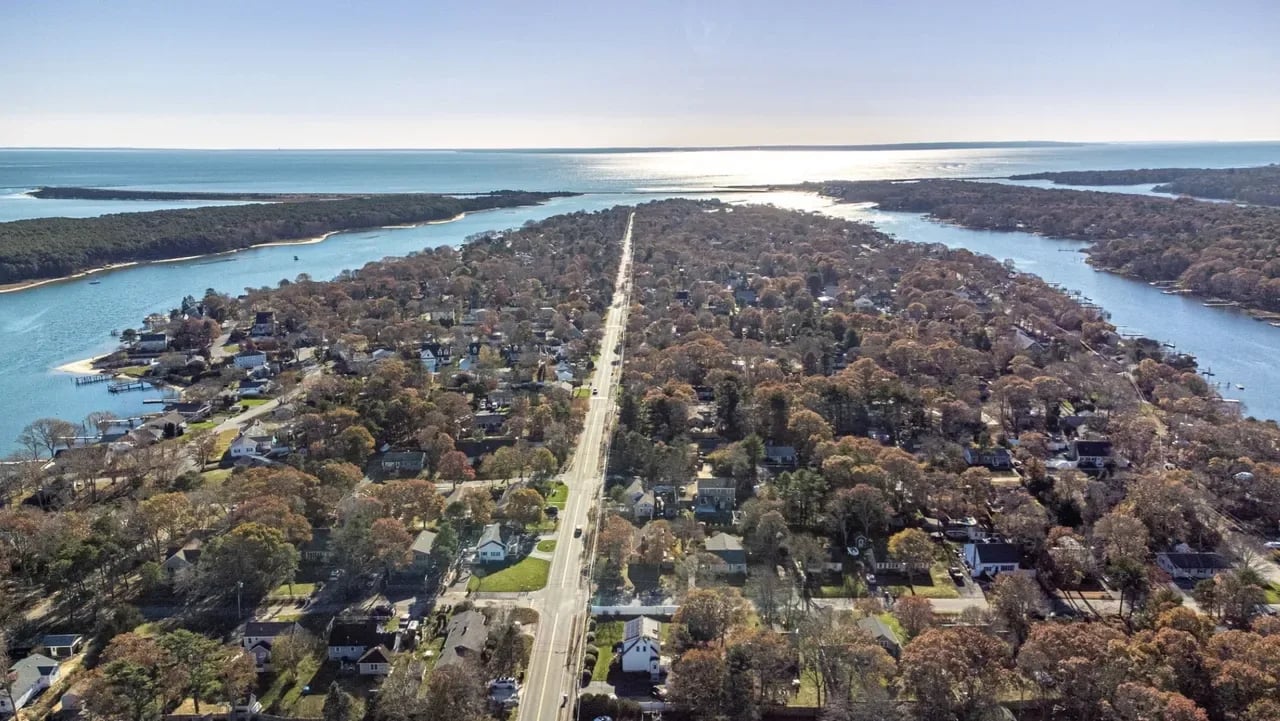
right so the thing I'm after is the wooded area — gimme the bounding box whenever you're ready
[1012,164,1280,206]
[814,179,1280,310]
[0,190,570,285]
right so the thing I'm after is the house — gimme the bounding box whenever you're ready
[379,451,426,475]
[704,533,748,575]
[622,478,647,504]
[300,528,334,563]
[229,422,275,458]
[371,348,396,363]
[634,490,656,521]
[39,634,85,659]
[1156,552,1233,580]
[136,332,169,353]
[420,347,441,373]
[437,610,488,667]
[327,619,394,663]
[163,539,203,577]
[963,447,1013,470]
[411,530,437,570]
[764,444,798,465]
[168,400,213,422]
[0,653,60,716]
[1071,439,1114,471]
[242,621,302,672]
[477,523,518,563]
[856,617,902,658]
[620,616,663,679]
[473,413,507,435]
[237,379,274,398]
[488,678,521,709]
[357,646,393,676]
[963,542,1028,578]
[233,351,269,370]
[250,311,277,337]
[695,477,737,515]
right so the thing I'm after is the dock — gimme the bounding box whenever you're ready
[108,379,151,394]
[73,374,112,386]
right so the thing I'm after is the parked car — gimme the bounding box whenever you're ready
[574,526,584,538]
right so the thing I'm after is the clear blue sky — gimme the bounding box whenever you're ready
[2,0,1277,148]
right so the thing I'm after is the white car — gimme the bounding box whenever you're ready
[1264,541,1280,550]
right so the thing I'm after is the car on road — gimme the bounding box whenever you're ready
[574,526,583,538]
[592,388,598,395]
[948,566,967,585]
[1264,541,1280,549]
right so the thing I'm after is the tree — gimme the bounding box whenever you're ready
[827,485,889,547]
[502,487,546,527]
[1092,510,1150,565]
[438,450,475,488]
[375,479,445,528]
[270,630,322,683]
[322,681,362,721]
[900,627,1008,721]
[887,528,934,593]
[988,573,1044,650]
[1017,621,1128,720]
[421,663,487,721]
[335,425,376,465]
[893,596,934,639]
[528,447,559,481]
[217,649,257,710]
[228,494,312,544]
[744,509,789,565]
[195,522,299,601]
[598,514,637,566]
[637,519,677,564]
[83,634,177,721]
[674,587,747,645]
[1216,569,1266,627]
[158,630,222,713]
[485,612,525,679]
[17,417,78,458]
[459,487,494,525]
[668,647,728,719]
[0,639,18,721]
[370,517,413,574]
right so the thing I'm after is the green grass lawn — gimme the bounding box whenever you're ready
[468,557,551,593]
[269,582,316,598]
[885,563,960,599]
[573,387,591,398]
[212,429,238,457]
[119,365,150,378]
[547,482,569,508]
[187,420,217,431]
[537,539,557,553]
[200,468,232,486]
[789,674,820,707]
[222,343,241,353]
[1263,582,1280,604]
[591,621,623,681]
[241,398,272,407]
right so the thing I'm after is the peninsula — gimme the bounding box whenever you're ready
[27,186,361,201]
[0,190,573,287]
[808,178,1280,314]
[1011,164,1280,206]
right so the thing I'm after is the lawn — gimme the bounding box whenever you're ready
[201,468,232,485]
[573,387,592,398]
[118,365,150,378]
[212,429,238,457]
[591,621,624,681]
[1263,582,1280,604]
[885,563,960,599]
[537,539,557,553]
[241,398,272,407]
[187,420,217,431]
[547,482,569,508]
[269,582,317,598]
[467,557,551,593]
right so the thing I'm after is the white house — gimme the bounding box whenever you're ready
[620,617,663,679]
[229,422,275,458]
[962,542,1028,578]
[136,332,169,353]
[0,653,60,716]
[1156,552,1233,580]
[477,523,518,563]
[233,351,269,370]
[242,621,302,672]
[357,646,392,676]
[420,348,440,373]
[634,490,656,521]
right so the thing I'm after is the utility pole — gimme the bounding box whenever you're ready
[236,580,244,618]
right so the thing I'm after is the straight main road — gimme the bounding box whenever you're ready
[521,211,634,721]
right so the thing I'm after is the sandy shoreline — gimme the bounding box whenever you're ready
[0,212,469,295]
[54,353,114,375]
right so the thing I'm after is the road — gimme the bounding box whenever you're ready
[520,212,634,721]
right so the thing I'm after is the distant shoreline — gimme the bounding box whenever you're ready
[0,212,466,295]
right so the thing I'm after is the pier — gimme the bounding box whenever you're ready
[73,374,112,386]
[108,379,151,394]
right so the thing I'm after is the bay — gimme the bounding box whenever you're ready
[3,143,1280,450]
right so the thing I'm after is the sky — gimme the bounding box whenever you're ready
[1,0,1278,149]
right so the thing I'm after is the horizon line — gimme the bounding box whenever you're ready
[4,139,1278,153]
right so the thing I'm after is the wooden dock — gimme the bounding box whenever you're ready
[73,374,112,386]
[108,379,151,394]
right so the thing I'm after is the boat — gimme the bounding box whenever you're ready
[294,255,299,261]
[1237,384,1245,390]
[89,280,101,285]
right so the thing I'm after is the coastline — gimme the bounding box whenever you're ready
[54,352,114,375]
[0,212,469,295]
